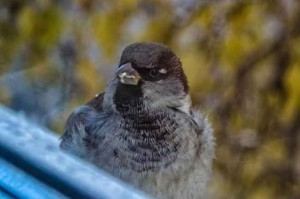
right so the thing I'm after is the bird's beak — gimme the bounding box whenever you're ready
[116,63,141,86]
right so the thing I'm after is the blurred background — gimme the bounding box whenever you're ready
[0,0,299,198]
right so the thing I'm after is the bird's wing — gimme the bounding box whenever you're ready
[86,93,104,112]
[191,109,215,164]
[60,93,105,155]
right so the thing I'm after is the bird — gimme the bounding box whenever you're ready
[60,42,215,199]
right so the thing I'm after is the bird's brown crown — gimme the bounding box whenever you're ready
[119,42,188,92]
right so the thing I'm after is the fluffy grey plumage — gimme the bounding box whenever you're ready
[60,42,215,199]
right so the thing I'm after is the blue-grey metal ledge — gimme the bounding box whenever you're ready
[0,105,152,199]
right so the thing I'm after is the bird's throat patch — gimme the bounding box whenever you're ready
[114,82,144,114]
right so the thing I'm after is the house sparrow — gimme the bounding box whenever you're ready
[60,42,214,199]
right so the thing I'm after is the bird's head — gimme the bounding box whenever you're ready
[104,42,190,113]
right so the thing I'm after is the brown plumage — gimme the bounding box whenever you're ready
[60,42,214,199]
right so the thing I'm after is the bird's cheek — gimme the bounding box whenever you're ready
[142,83,161,98]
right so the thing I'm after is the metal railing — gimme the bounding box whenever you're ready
[0,106,151,199]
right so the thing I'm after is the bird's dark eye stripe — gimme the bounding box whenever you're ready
[149,69,159,77]
[133,67,168,81]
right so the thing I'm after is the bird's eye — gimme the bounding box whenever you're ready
[149,69,159,78]
[149,68,167,78]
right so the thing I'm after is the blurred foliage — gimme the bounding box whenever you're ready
[0,0,299,198]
